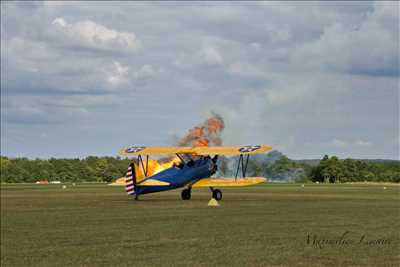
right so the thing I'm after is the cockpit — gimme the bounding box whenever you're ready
[172,154,205,169]
[172,154,215,170]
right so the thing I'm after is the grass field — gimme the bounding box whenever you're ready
[1,183,399,266]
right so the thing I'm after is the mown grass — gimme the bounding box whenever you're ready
[1,183,399,266]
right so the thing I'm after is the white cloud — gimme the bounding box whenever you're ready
[290,1,398,76]
[52,17,141,52]
[106,61,129,86]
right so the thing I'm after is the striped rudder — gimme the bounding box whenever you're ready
[125,162,136,195]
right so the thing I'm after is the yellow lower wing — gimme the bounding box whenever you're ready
[139,179,170,186]
[192,177,266,187]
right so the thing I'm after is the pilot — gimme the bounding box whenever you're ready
[173,162,184,169]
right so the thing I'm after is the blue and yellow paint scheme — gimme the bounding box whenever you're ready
[120,145,272,200]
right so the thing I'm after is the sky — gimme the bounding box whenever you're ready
[1,1,399,159]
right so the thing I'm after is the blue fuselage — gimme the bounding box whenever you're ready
[134,157,215,195]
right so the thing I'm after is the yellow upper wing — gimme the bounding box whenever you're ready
[119,145,272,156]
[191,177,267,187]
[193,146,272,155]
[119,146,193,156]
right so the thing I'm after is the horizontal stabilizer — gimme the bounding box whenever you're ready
[192,177,266,187]
[138,179,170,186]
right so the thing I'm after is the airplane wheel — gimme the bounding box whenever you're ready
[212,189,222,200]
[181,188,191,200]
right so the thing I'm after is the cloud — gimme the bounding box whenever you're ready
[52,17,141,52]
[3,94,100,125]
[3,36,137,94]
[105,61,129,87]
[1,2,398,159]
[290,1,399,77]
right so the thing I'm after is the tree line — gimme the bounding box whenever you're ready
[1,153,399,183]
[217,151,399,183]
[0,156,131,183]
[308,155,400,183]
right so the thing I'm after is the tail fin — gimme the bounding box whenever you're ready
[125,162,136,195]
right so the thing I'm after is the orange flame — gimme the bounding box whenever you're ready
[178,114,224,147]
[193,138,209,147]
[207,117,225,135]
[135,157,182,179]
[136,114,225,178]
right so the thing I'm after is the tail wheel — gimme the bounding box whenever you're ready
[212,189,222,201]
[181,188,191,200]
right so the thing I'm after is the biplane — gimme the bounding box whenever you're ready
[118,145,272,200]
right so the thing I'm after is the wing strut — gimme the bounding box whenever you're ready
[137,155,149,177]
[175,153,185,163]
[235,154,250,180]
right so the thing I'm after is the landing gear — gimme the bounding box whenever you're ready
[210,187,222,200]
[181,188,191,200]
[134,194,139,200]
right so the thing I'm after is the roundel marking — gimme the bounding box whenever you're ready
[238,145,261,153]
[125,146,146,153]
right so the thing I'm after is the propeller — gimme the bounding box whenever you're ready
[211,155,219,174]
[212,155,219,163]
